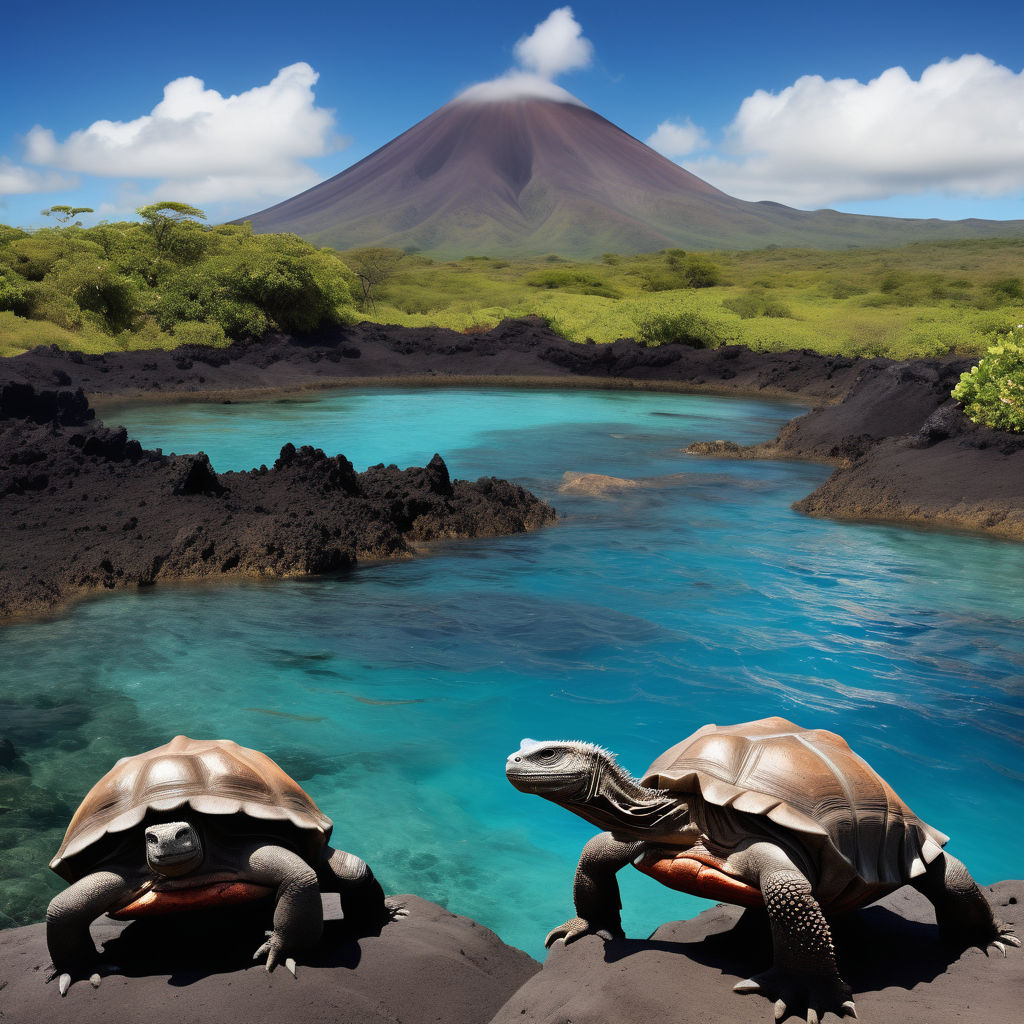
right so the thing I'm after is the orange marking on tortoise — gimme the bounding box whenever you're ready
[109,880,274,918]
[635,848,766,908]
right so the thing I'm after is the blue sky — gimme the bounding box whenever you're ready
[2,2,1023,230]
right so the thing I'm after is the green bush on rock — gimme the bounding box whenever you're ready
[952,325,1024,432]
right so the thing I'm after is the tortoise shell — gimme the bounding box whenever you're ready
[641,717,949,891]
[50,736,332,883]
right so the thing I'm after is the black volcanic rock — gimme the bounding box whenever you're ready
[491,882,1023,1024]
[0,383,556,621]
[0,894,540,1024]
[239,97,1024,257]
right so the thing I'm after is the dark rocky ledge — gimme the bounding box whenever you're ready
[5,316,1024,543]
[0,381,556,622]
[1,883,1018,1024]
[492,880,1023,1024]
[686,359,1024,540]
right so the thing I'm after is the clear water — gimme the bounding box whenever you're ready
[2,388,1022,961]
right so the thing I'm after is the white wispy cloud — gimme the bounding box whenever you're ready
[646,118,708,158]
[456,7,593,105]
[0,159,76,196]
[22,63,339,205]
[681,54,1024,208]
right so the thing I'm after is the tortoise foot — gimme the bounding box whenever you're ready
[544,915,624,948]
[734,967,856,1023]
[253,930,300,976]
[54,963,119,998]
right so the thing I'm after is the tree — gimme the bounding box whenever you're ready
[136,202,207,258]
[344,247,403,312]
[41,205,94,227]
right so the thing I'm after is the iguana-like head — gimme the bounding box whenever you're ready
[506,739,608,800]
[506,738,694,842]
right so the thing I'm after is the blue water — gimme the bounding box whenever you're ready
[2,387,1022,960]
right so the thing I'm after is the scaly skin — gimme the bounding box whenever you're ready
[506,737,1018,1024]
[47,819,387,997]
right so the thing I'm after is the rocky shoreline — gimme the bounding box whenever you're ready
[3,316,1024,622]
[0,379,555,622]
[1,882,1019,1023]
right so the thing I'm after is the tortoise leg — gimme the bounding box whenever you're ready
[245,843,324,975]
[545,832,645,947]
[912,852,1020,954]
[318,845,389,931]
[732,845,855,1023]
[46,869,136,996]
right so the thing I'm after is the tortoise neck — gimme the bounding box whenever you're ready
[566,752,692,841]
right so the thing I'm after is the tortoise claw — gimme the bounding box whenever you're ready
[842,1000,858,1018]
[285,957,297,977]
[58,973,71,997]
[89,973,101,988]
[734,978,762,994]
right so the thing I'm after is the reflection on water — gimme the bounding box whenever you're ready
[2,389,1022,957]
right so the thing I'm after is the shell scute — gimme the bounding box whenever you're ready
[642,717,948,891]
[50,736,332,882]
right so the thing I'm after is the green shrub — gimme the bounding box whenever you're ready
[681,255,722,288]
[0,267,31,315]
[172,320,228,347]
[633,307,731,348]
[952,326,1024,432]
[722,288,793,319]
[987,277,1024,300]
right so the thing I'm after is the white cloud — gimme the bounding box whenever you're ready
[683,55,1024,208]
[23,63,339,205]
[455,7,593,105]
[456,72,585,106]
[646,118,708,158]
[514,7,593,79]
[0,159,76,196]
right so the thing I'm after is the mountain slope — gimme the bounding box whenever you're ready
[241,97,1024,257]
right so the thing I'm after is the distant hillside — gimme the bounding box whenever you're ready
[240,96,1024,258]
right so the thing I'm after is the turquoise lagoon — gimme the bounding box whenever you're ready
[1,387,1022,959]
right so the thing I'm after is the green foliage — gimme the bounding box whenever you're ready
[525,269,619,297]
[41,205,94,226]
[952,325,1024,432]
[0,206,359,353]
[632,305,733,348]
[0,267,31,315]
[343,247,405,310]
[172,320,229,347]
[722,288,793,319]
[987,277,1024,300]
[680,254,721,288]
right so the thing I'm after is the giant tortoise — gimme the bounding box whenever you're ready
[47,735,387,995]
[506,717,1018,1022]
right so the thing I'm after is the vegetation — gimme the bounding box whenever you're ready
[1,214,1022,365]
[336,239,1024,361]
[0,206,360,357]
[952,325,1024,432]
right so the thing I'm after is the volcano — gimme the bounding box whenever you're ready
[241,93,1024,258]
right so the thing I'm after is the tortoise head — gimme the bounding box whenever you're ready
[507,738,693,840]
[145,819,203,877]
[506,739,606,801]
